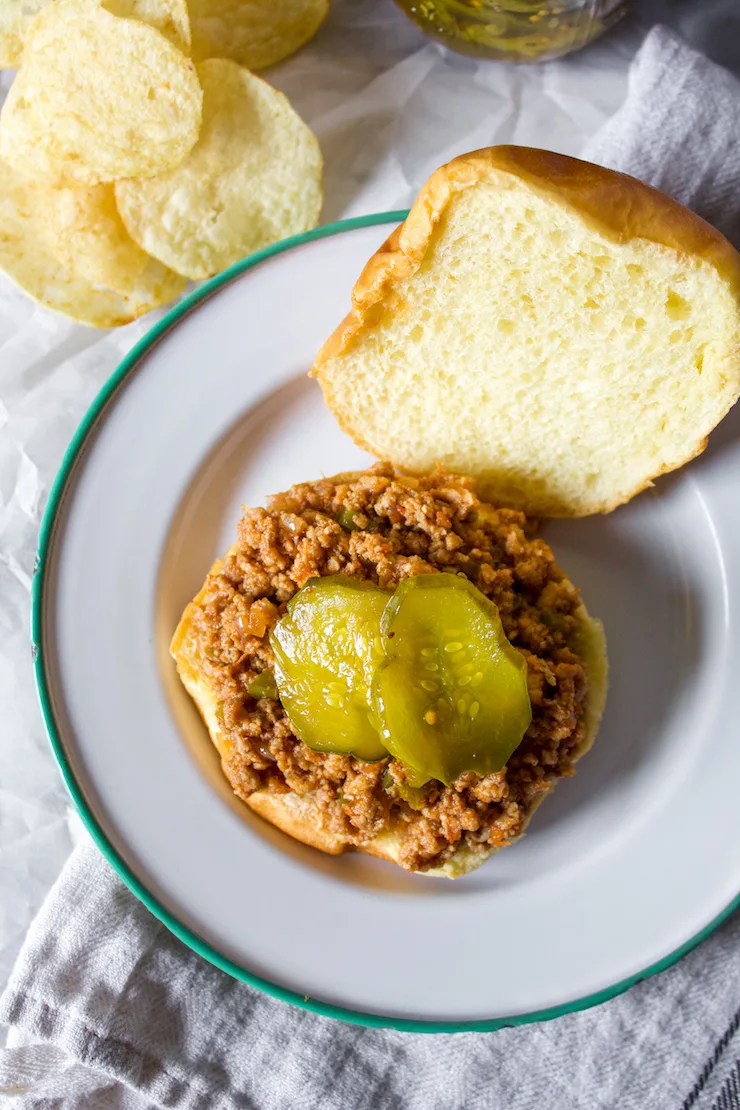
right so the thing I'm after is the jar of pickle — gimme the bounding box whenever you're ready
[394,1,631,63]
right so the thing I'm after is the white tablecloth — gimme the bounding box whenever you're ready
[1,0,738,1045]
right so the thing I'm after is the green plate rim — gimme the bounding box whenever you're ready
[31,211,740,1034]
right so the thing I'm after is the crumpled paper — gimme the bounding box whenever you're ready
[0,0,738,1051]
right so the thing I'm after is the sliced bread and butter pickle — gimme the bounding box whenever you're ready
[270,573,532,783]
[172,147,740,876]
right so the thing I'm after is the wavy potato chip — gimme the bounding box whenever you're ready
[0,158,185,326]
[0,0,202,185]
[0,0,190,68]
[115,59,323,280]
[189,0,328,70]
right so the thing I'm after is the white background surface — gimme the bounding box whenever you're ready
[1,0,739,1037]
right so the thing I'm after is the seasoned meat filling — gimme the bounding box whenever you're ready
[188,464,588,872]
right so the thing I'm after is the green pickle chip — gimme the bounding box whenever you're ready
[373,573,531,785]
[270,575,391,761]
[270,571,532,780]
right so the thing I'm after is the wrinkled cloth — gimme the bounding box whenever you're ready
[582,24,740,246]
[1,843,740,1110]
[3,17,740,1110]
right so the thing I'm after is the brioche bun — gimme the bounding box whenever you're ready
[313,146,740,517]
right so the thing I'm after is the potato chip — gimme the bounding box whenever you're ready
[115,59,323,280]
[189,0,328,70]
[44,181,177,296]
[0,0,202,185]
[0,0,48,68]
[0,0,191,68]
[104,0,190,52]
[0,158,186,326]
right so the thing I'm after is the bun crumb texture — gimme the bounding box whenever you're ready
[314,146,740,517]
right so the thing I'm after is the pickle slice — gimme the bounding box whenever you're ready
[270,576,391,761]
[372,573,531,785]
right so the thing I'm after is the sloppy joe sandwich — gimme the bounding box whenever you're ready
[172,146,740,876]
[172,465,606,876]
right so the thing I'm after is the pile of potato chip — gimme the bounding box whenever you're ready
[0,0,327,326]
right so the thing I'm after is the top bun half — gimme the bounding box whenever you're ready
[313,146,740,516]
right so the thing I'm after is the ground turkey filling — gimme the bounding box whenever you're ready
[188,464,589,872]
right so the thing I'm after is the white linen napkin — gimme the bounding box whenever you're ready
[3,25,740,1110]
[582,23,740,245]
[2,840,740,1110]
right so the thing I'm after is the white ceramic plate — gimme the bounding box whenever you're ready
[34,214,740,1031]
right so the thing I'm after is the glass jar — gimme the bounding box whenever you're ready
[394,1,631,63]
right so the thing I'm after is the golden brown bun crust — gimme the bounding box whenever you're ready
[313,146,740,374]
[246,790,348,856]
